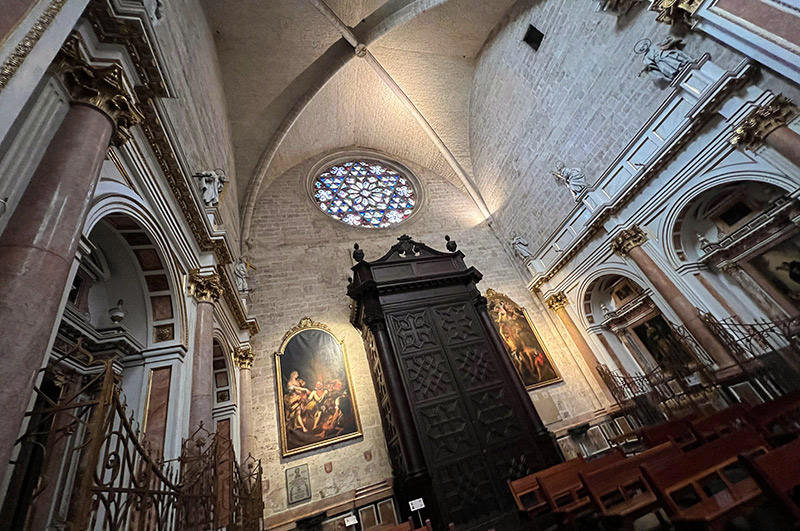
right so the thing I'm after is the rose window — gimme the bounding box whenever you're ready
[312,160,418,228]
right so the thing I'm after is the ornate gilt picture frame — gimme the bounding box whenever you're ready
[276,318,362,457]
[485,289,562,390]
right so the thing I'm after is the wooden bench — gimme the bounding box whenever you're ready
[538,449,626,529]
[580,442,681,531]
[741,435,800,524]
[749,391,800,446]
[641,428,769,531]
[387,517,432,531]
[690,404,755,443]
[507,456,586,523]
[641,414,699,450]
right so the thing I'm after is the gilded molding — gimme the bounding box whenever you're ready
[235,345,255,369]
[54,37,144,146]
[610,226,648,256]
[649,0,702,26]
[730,95,798,151]
[188,269,223,303]
[278,317,333,353]
[545,292,569,312]
[0,0,67,92]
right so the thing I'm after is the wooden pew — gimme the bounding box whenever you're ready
[690,404,755,442]
[538,449,626,528]
[741,435,800,524]
[641,428,769,531]
[387,517,432,531]
[580,442,681,531]
[507,456,586,522]
[749,391,800,446]
[641,414,699,450]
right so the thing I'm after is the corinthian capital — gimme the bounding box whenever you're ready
[545,292,569,311]
[189,269,223,303]
[649,0,702,26]
[730,95,798,151]
[235,345,255,369]
[53,36,144,146]
[610,226,648,256]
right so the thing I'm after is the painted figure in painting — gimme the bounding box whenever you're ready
[486,290,561,389]
[277,321,362,456]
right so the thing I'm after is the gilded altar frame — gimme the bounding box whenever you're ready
[276,317,363,457]
[485,289,563,390]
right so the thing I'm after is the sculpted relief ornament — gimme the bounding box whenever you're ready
[636,37,693,84]
[510,234,533,261]
[194,169,226,207]
[551,161,587,201]
[234,256,256,292]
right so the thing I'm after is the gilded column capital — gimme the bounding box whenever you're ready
[53,37,144,146]
[610,225,648,256]
[235,345,255,369]
[188,269,223,303]
[730,95,798,151]
[545,292,569,312]
[649,0,702,26]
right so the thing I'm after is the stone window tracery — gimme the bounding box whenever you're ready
[312,160,417,228]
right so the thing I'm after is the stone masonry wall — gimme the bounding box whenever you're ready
[246,149,604,518]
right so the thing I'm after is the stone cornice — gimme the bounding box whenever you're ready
[729,94,798,151]
[610,226,648,257]
[544,292,569,311]
[188,269,223,303]
[54,36,144,146]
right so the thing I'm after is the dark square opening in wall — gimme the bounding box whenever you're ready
[523,24,544,51]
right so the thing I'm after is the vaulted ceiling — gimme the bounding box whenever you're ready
[200,0,517,237]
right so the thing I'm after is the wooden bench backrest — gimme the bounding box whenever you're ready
[641,428,768,516]
[641,415,697,448]
[743,435,800,521]
[581,442,680,512]
[507,456,585,511]
[388,517,415,531]
[690,404,754,442]
[749,391,800,434]
[539,449,625,509]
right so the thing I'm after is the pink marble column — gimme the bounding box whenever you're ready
[611,227,735,368]
[188,270,223,433]
[0,42,142,470]
[235,345,255,459]
[731,94,800,168]
[765,126,800,168]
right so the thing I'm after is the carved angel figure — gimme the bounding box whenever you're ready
[636,37,693,82]
[510,235,533,260]
[551,161,587,201]
[195,169,226,207]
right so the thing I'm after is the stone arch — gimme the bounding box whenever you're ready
[574,264,651,330]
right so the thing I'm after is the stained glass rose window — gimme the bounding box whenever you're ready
[312,160,417,228]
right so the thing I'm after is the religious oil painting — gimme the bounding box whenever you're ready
[749,236,800,303]
[632,314,683,366]
[485,289,562,390]
[276,318,362,457]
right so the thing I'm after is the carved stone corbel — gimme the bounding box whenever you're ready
[53,36,144,146]
[729,95,798,151]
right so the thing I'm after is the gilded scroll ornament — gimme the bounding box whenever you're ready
[53,37,144,146]
[610,226,648,256]
[649,0,703,26]
[235,345,255,369]
[0,0,67,92]
[545,292,569,312]
[729,95,798,151]
[188,269,224,303]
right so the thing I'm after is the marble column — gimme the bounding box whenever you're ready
[611,226,735,367]
[544,292,616,405]
[235,344,255,459]
[0,39,142,472]
[731,94,800,168]
[188,269,223,433]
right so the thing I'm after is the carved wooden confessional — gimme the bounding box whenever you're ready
[348,235,562,531]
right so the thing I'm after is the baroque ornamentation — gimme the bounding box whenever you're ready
[53,37,144,146]
[0,0,68,92]
[729,95,798,151]
[649,0,703,26]
[235,345,255,369]
[188,269,223,303]
[610,225,648,256]
[278,317,333,351]
[544,292,569,312]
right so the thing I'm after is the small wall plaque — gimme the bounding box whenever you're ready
[286,464,311,505]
